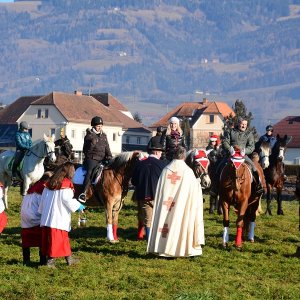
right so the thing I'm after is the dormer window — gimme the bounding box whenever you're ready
[37,108,49,119]
[209,115,214,123]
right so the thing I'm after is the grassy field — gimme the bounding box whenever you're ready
[0,187,299,300]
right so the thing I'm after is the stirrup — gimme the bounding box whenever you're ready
[78,193,87,203]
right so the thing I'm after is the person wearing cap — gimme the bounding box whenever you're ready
[161,117,186,162]
[132,139,168,241]
[78,116,112,202]
[11,121,32,182]
[147,146,205,257]
[255,125,277,153]
[147,126,165,154]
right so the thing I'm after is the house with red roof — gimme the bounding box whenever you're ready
[273,116,300,164]
[0,91,151,159]
[150,98,235,148]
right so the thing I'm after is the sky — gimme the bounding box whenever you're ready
[0,0,14,2]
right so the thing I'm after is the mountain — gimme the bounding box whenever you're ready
[0,0,299,133]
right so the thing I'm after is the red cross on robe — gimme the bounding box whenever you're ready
[158,223,169,238]
[167,171,181,184]
[163,196,175,211]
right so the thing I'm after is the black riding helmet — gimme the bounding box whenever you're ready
[91,116,103,126]
[266,125,273,132]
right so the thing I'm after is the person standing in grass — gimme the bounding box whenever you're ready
[38,162,85,267]
[147,146,205,257]
[20,171,53,266]
[132,139,168,241]
[0,181,8,234]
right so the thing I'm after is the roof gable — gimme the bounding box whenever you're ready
[0,95,42,124]
[273,116,300,148]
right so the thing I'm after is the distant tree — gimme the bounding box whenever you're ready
[181,117,191,150]
[133,112,142,123]
[224,99,259,140]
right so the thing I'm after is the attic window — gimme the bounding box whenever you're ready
[37,108,49,119]
[288,120,293,124]
[209,115,214,123]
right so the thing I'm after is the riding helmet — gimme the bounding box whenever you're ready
[19,121,29,130]
[266,125,273,132]
[91,116,103,126]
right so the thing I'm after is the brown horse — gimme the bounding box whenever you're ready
[219,147,264,248]
[73,151,140,242]
[258,135,291,215]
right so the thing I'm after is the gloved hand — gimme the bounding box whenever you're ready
[76,204,86,212]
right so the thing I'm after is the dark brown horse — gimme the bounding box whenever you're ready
[258,135,291,215]
[185,149,211,190]
[73,151,140,243]
[219,147,264,248]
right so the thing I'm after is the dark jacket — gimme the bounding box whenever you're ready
[83,129,112,162]
[15,130,32,151]
[223,128,254,156]
[161,132,186,161]
[255,134,276,153]
[132,156,168,201]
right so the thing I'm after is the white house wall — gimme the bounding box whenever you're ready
[19,105,123,156]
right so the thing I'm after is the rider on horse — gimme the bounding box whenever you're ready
[12,121,32,182]
[54,128,73,159]
[210,117,263,198]
[78,116,112,202]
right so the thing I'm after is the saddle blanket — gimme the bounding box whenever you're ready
[73,167,102,185]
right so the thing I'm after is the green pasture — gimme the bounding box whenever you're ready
[0,187,299,300]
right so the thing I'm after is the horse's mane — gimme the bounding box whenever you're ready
[109,151,136,171]
[260,140,271,152]
[185,149,195,166]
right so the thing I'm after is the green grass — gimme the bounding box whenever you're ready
[1,187,299,300]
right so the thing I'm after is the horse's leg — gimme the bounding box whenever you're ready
[112,198,124,241]
[276,188,284,215]
[4,185,9,210]
[235,199,248,248]
[222,200,230,247]
[105,200,114,241]
[265,184,272,215]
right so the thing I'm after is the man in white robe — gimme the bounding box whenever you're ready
[147,146,205,257]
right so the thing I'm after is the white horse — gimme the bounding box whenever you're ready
[0,134,56,209]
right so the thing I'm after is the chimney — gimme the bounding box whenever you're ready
[203,98,209,105]
[74,90,82,96]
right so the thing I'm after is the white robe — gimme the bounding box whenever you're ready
[147,159,205,257]
[0,187,4,213]
[38,188,81,232]
[21,193,42,228]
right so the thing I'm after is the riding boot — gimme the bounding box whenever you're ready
[253,171,263,194]
[22,247,30,266]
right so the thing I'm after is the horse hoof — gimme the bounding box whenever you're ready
[222,243,228,249]
[249,239,254,243]
[277,210,284,215]
[235,245,243,250]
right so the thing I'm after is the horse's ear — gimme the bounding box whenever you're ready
[286,135,292,145]
[230,146,235,156]
[43,133,48,141]
[51,134,55,142]
[241,148,246,157]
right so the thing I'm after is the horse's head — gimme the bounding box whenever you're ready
[274,134,292,162]
[186,149,211,189]
[44,134,56,162]
[258,141,271,169]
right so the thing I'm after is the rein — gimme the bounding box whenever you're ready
[26,143,54,159]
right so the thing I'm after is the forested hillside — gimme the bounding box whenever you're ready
[0,0,299,131]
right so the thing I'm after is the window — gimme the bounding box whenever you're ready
[126,136,130,144]
[50,128,56,136]
[113,133,116,141]
[137,137,141,144]
[71,130,76,139]
[37,108,49,119]
[209,115,214,123]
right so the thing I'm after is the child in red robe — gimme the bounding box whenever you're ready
[38,162,85,267]
[21,171,52,266]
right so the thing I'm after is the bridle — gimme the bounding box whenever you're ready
[26,141,55,159]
